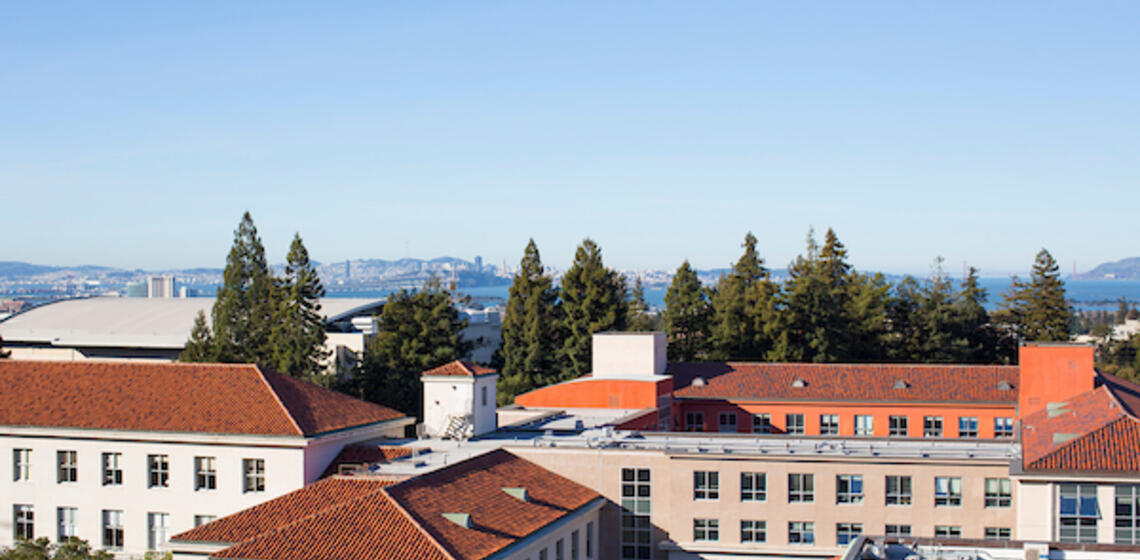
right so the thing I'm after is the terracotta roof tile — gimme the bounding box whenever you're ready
[1022,373,1140,472]
[320,445,423,478]
[172,477,392,544]
[174,450,600,560]
[422,360,497,378]
[0,361,405,436]
[387,449,601,560]
[1026,416,1140,472]
[671,362,1018,404]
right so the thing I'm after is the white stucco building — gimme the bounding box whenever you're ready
[0,360,411,556]
[421,360,499,439]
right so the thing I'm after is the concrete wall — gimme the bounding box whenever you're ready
[592,332,666,378]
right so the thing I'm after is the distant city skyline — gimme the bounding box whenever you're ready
[2,2,1138,276]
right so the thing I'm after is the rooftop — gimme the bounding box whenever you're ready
[0,360,406,437]
[421,360,497,378]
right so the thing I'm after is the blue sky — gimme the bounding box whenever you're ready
[2,1,1137,276]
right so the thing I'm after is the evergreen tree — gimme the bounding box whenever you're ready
[997,249,1074,346]
[955,267,997,363]
[915,259,961,363]
[845,271,891,362]
[269,233,329,379]
[179,311,216,362]
[558,239,627,380]
[496,240,562,405]
[886,276,923,361]
[709,232,775,360]
[209,212,277,366]
[0,537,113,560]
[358,277,471,418]
[626,276,657,331]
[662,260,712,361]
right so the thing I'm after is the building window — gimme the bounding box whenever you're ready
[57,507,77,543]
[481,385,488,407]
[718,412,737,432]
[924,416,943,437]
[958,416,978,438]
[788,473,814,503]
[685,412,704,432]
[985,478,1012,508]
[854,415,873,436]
[148,454,169,488]
[885,524,911,537]
[556,538,564,560]
[14,505,34,540]
[985,527,1012,540]
[1117,485,1140,544]
[888,416,908,437]
[620,468,651,560]
[243,459,265,493]
[195,456,217,490]
[57,450,77,483]
[934,525,962,538]
[102,510,123,550]
[837,523,863,545]
[994,417,1015,438]
[571,529,580,560]
[819,414,839,435]
[693,519,719,541]
[539,550,548,560]
[788,521,814,545]
[1059,483,1098,543]
[148,512,169,550]
[836,475,863,504]
[741,520,766,543]
[194,515,216,527]
[752,413,771,433]
[886,475,912,505]
[586,521,594,558]
[694,471,719,500]
[785,413,805,435]
[13,449,31,481]
[934,477,962,506]
[741,472,766,502]
[101,453,122,486]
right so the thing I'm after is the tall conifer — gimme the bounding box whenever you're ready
[997,249,1073,345]
[180,311,216,362]
[663,260,712,361]
[709,233,775,360]
[496,240,562,404]
[269,233,329,378]
[626,276,657,331]
[210,212,276,366]
[558,239,627,380]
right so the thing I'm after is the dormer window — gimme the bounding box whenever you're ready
[791,378,807,388]
[893,380,909,389]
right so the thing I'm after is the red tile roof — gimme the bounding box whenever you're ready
[387,449,601,560]
[670,362,1019,404]
[0,361,406,436]
[320,444,423,478]
[422,360,497,378]
[173,449,601,560]
[1022,373,1140,473]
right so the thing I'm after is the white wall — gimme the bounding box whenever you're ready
[498,501,602,560]
[1016,479,1054,541]
[591,332,666,378]
[473,375,498,436]
[423,376,473,438]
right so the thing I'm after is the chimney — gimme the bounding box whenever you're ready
[1017,343,1096,417]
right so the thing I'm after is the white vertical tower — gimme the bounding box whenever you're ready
[421,361,499,439]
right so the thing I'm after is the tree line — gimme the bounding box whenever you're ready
[495,229,1074,404]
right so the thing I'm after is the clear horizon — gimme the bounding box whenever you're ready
[3,2,1138,276]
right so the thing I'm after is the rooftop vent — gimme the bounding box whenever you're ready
[442,513,472,529]
[692,377,706,387]
[893,379,909,389]
[997,380,1014,391]
[502,487,528,502]
[791,377,807,388]
[1053,432,1079,445]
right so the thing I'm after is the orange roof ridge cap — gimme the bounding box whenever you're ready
[381,485,459,560]
[252,366,305,437]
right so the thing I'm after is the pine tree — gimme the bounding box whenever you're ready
[886,276,923,361]
[558,239,627,380]
[997,249,1073,346]
[269,233,329,379]
[955,267,996,363]
[708,233,775,360]
[359,277,471,417]
[496,240,562,405]
[179,311,216,362]
[915,258,960,363]
[663,260,712,361]
[210,212,277,366]
[626,276,657,331]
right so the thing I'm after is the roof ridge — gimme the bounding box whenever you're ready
[380,485,458,560]
[252,367,305,437]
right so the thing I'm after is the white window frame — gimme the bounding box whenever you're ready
[934,476,962,507]
[693,518,719,541]
[13,449,31,482]
[740,520,766,543]
[243,458,266,493]
[148,512,170,550]
[102,452,122,486]
[693,471,719,500]
[888,415,908,437]
[195,456,217,490]
[924,416,943,437]
[788,521,814,545]
[788,473,814,503]
[854,415,873,436]
[740,472,766,502]
[819,414,839,435]
[103,509,124,550]
[57,450,78,483]
[148,454,169,488]
[14,504,34,541]
[57,507,77,543]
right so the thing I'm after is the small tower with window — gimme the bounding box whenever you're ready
[421,361,499,439]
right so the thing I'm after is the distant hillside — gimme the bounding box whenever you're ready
[0,261,116,278]
[1082,257,1140,280]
